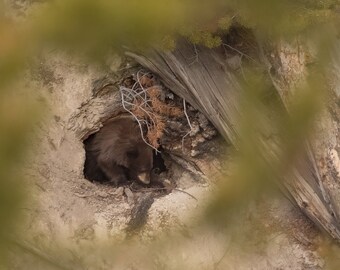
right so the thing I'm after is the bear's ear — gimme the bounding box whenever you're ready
[126,149,139,159]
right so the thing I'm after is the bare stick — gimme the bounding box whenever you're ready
[136,70,149,101]
[182,98,193,151]
[222,43,258,63]
[120,86,160,153]
[130,186,198,201]
[119,69,167,153]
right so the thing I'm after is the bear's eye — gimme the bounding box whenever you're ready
[126,149,138,159]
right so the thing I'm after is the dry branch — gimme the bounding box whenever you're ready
[119,70,182,152]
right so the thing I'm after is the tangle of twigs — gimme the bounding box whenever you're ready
[119,70,182,152]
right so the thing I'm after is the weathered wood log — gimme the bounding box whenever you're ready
[127,42,241,146]
[128,39,340,240]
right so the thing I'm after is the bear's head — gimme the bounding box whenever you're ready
[125,141,153,184]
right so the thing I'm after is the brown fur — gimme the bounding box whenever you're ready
[84,115,153,185]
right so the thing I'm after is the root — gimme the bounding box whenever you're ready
[182,98,194,151]
[119,69,181,152]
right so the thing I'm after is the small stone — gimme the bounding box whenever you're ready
[110,186,124,197]
[166,92,174,100]
[124,188,134,204]
[202,129,217,139]
[192,135,206,148]
[197,135,206,143]
[163,179,172,189]
[97,191,109,198]
[191,150,200,157]
[189,122,200,136]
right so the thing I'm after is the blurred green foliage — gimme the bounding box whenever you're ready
[0,90,42,266]
[0,0,340,269]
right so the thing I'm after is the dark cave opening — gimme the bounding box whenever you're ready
[83,129,167,188]
[82,68,220,192]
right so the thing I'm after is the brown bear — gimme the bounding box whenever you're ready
[84,114,153,185]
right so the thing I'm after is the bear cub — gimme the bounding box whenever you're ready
[84,115,153,185]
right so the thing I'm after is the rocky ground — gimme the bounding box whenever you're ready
[5,52,335,270]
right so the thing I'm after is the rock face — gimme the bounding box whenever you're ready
[8,48,333,269]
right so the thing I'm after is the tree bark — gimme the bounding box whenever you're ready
[128,38,340,241]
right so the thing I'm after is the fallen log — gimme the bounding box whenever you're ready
[127,38,340,240]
